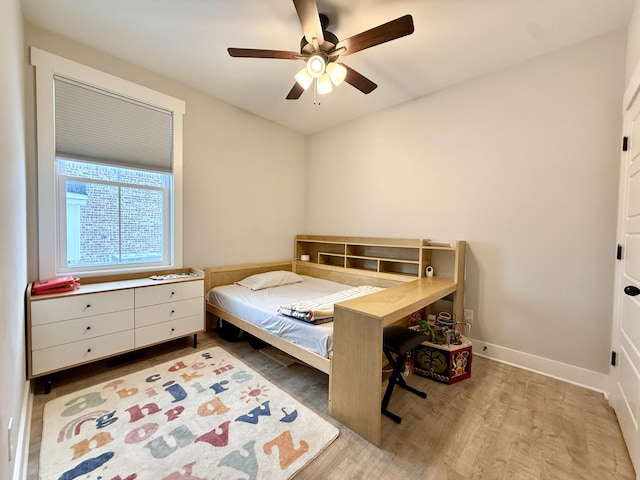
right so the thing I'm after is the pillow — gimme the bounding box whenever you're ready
[235,270,302,291]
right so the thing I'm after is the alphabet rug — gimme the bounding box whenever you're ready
[40,346,339,479]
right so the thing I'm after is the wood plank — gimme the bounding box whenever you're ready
[453,240,466,322]
[329,306,383,445]
[337,277,456,324]
[204,261,293,291]
[296,234,422,247]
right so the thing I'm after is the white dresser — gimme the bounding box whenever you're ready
[26,270,204,379]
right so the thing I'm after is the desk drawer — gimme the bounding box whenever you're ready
[31,329,134,376]
[135,314,203,348]
[31,289,134,326]
[135,280,203,307]
[31,310,134,350]
[135,297,203,328]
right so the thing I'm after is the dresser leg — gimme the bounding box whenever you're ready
[193,333,198,348]
[44,378,52,395]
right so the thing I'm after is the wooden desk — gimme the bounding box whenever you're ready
[329,277,460,446]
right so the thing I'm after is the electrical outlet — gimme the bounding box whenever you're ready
[7,416,13,462]
[463,309,473,322]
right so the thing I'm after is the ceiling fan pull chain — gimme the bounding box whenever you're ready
[313,79,320,105]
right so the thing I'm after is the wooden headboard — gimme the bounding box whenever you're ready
[203,259,406,294]
[204,261,293,293]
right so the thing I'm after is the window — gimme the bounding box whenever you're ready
[31,48,185,278]
[58,159,171,271]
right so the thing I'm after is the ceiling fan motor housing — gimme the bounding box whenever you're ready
[299,14,339,56]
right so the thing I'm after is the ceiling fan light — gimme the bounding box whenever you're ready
[317,73,333,95]
[326,62,347,86]
[295,68,313,90]
[306,55,326,78]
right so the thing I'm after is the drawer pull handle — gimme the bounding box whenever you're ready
[86,326,91,331]
[171,292,175,296]
[87,348,92,353]
[171,310,175,315]
[86,304,91,309]
[171,328,175,332]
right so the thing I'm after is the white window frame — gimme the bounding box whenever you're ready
[56,162,172,272]
[30,47,186,278]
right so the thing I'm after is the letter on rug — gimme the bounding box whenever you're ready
[218,441,258,480]
[263,430,309,469]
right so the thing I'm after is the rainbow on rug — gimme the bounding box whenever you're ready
[40,346,339,480]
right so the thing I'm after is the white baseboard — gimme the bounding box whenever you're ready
[471,338,608,394]
[13,380,33,480]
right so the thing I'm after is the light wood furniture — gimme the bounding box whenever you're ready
[329,275,463,446]
[296,235,424,278]
[26,268,205,379]
[295,235,466,322]
[205,235,466,446]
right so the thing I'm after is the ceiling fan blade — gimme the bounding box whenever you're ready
[293,0,324,45]
[286,82,305,100]
[342,64,377,94]
[228,48,300,60]
[338,14,414,56]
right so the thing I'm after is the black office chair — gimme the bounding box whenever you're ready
[381,325,428,424]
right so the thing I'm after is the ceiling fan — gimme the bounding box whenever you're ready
[227,0,414,100]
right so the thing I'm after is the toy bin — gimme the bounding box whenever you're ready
[413,336,472,384]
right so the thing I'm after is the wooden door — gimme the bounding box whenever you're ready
[612,77,640,476]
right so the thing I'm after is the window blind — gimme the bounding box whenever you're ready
[54,76,173,172]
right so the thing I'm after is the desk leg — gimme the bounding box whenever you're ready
[453,240,466,327]
[329,306,383,446]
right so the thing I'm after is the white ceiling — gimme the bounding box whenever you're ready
[20,0,634,134]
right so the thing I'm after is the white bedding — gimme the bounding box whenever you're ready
[207,275,360,358]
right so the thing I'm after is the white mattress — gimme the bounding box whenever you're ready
[207,276,355,358]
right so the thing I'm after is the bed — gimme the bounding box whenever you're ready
[204,260,404,374]
[208,274,382,354]
[204,237,467,446]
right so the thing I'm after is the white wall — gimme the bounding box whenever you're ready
[306,30,626,378]
[626,0,640,85]
[182,88,307,267]
[0,0,28,478]
[23,25,308,277]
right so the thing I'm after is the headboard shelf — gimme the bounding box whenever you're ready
[295,234,466,319]
[296,235,464,276]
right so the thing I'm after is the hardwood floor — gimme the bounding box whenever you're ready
[27,330,634,480]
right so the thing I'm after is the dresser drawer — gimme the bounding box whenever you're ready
[135,280,203,308]
[135,314,204,348]
[31,310,134,350]
[31,330,134,376]
[135,297,203,328]
[31,289,134,326]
